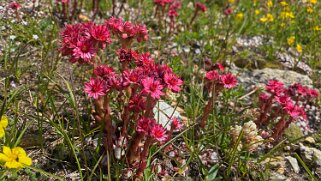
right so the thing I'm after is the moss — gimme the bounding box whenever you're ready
[263,61,283,69]
[284,124,304,141]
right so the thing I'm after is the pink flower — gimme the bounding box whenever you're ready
[106,17,148,43]
[259,93,270,101]
[105,17,124,33]
[90,24,111,48]
[122,22,137,39]
[171,117,182,130]
[72,40,96,63]
[224,7,233,15]
[219,73,237,89]
[60,24,82,50]
[195,2,207,12]
[136,25,149,42]
[284,103,304,119]
[205,70,219,81]
[150,124,168,142]
[266,80,284,95]
[84,78,106,99]
[117,48,138,63]
[295,83,308,96]
[94,65,115,80]
[214,63,225,71]
[136,117,155,135]
[56,0,69,4]
[135,52,154,66]
[168,2,181,17]
[308,88,319,98]
[128,95,146,112]
[122,69,143,86]
[275,95,293,106]
[288,83,309,97]
[142,77,164,99]
[9,2,21,9]
[164,73,183,92]
[154,0,173,6]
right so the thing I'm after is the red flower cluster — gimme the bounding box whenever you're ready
[137,117,168,142]
[8,2,21,10]
[60,18,182,180]
[168,2,181,18]
[56,0,69,4]
[154,0,173,6]
[60,22,111,64]
[205,64,237,89]
[84,49,183,101]
[167,1,181,31]
[195,2,207,12]
[256,80,319,139]
[106,17,148,47]
[60,17,149,64]
[200,63,238,128]
[224,7,233,15]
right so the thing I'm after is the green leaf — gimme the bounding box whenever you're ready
[208,164,219,181]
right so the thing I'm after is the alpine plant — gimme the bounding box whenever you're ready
[255,80,319,140]
[59,17,183,179]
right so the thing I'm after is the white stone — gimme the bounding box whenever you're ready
[285,156,300,173]
[153,100,182,130]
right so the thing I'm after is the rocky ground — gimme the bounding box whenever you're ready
[1,1,321,180]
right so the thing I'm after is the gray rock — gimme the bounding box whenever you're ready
[234,68,313,90]
[285,156,300,173]
[276,52,312,75]
[153,100,182,130]
[269,172,287,180]
[236,36,264,48]
[299,143,321,166]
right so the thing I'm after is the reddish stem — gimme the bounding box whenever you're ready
[103,95,113,152]
[200,83,217,128]
[127,133,144,163]
[189,10,199,28]
[112,0,116,16]
[134,137,153,179]
[255,96,274,127]
[71,0,78,21]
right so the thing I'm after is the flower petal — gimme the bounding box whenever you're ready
[2,146,12,156]
[0,116,8,128]
[5,161,22,169]
[0,128,4,138]
[12,147,26,157]
[19,156,32,166]
[0,153,9,162]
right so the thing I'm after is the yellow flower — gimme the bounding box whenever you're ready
[307,7,314,13]
[267,0,273,8]
[236,13,244,21]
[255,9,261,15]
[287,36,295,46]
[308,0,317,4]
[296,44,302,53]
[260,13,274,23]
[0,146,32,169]
[313,25,321,31]
[280,11,295,19]
[280,1,288,6]
[0,116,8,138]
[253,0,258,4]
[228,0,235,3]
[280,23,286,28]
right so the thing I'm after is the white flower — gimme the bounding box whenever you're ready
[32,34,39,40]
[9,35,16,40]
[22,21,28,26]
